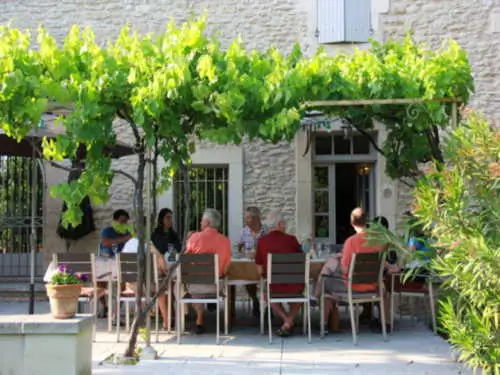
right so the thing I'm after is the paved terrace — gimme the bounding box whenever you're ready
[0,300,468,375]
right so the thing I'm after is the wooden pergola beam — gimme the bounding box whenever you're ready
[305,97,461,107]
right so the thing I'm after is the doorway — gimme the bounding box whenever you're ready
[313,162,375,245]
[334,163,374,244]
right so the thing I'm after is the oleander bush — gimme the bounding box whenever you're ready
[370,110,499,373]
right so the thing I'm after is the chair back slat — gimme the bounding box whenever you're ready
[271,273,306,284]
[271,253,306,263]
[268,252,308,286]
[182,274,217,284]
[121,262,138,272]
[55,253,92,262]
[271,263,305,274]
[180,254,215,263]
[181,263,215,274]
[178,254,217,285]
[63,263,93,273]
[350,252,385,285]
[119,253,138,262]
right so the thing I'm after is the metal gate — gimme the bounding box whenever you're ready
[0,156,44,278]
[174,165,229,236]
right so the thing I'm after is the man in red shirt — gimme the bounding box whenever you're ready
[255,210,303,337]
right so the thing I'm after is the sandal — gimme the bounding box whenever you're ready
[275,324,294,337]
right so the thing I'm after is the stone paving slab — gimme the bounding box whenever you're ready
[1,300,470,375]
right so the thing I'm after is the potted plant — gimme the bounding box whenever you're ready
[46,264,87,319]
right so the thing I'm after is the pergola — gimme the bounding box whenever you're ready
[299,97,461,160]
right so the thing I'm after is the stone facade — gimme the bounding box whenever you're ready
[379,0,500,219]
[0,0,499,252]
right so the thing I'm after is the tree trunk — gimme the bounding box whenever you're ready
[122,150,193,357]
[152,140,159,221]
[124,152,146,358]
[180,160,191,243]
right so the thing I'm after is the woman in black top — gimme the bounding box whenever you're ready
[151,208,182,255]
[151,208,181,329]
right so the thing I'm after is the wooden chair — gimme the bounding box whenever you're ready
[389,272,437,334]
[115,253,155,342]
[264,253,311,344]
[320,252,388,345]
[176,253,229,345]
[52,253,101,341]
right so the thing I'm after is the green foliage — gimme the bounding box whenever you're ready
[412,111,499,373]
[0,21,474,227]
[305,35,474,178]
[369,111,499,373]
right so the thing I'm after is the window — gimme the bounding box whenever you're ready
[314,133,375,156]
[316,0,372,44]
[313,166,330,239]
[173,166,229,236]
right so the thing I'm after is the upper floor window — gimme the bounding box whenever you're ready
[316,0,372,44]
[314,133,373,156]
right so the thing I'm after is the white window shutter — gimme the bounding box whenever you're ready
[317,0,345,44]
[345,0,371,42]
[317,0,371,44]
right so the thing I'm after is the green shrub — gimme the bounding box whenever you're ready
[412,111,499,373]
[370,111,499,373]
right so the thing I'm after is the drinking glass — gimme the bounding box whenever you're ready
[315,243,324,259]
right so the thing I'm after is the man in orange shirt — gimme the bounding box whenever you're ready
[340,207,388,291]
[185,208,231,334]
[322,208,393,332]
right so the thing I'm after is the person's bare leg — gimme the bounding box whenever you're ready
[283,303,302,329]
[328,301,341,332]
[192,303,204,326]
[245,284,259,316]
[323,298,333,326]
[158,294,169,329]
[270,302,288,326]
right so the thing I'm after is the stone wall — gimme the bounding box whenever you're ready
[0,0,309,250]
[379,0,500,223]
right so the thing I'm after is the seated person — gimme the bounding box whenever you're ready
[96,209,132,318]
[238,206,268,317]
[255,210,303,337]
[150,208,182,330]
[151,208,182,258]
[184,208,231,334]
[321,208,393,332]
[100,209,133,257]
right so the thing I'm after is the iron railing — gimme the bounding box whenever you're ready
[0,156,44,279]
[174,165,229,237]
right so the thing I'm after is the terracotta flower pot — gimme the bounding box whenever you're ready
[46,284,82,319]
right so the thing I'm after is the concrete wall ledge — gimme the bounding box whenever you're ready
[0,314,93,375]
[0,313,93,334]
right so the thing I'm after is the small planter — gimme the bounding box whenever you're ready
[46,284,82,319]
